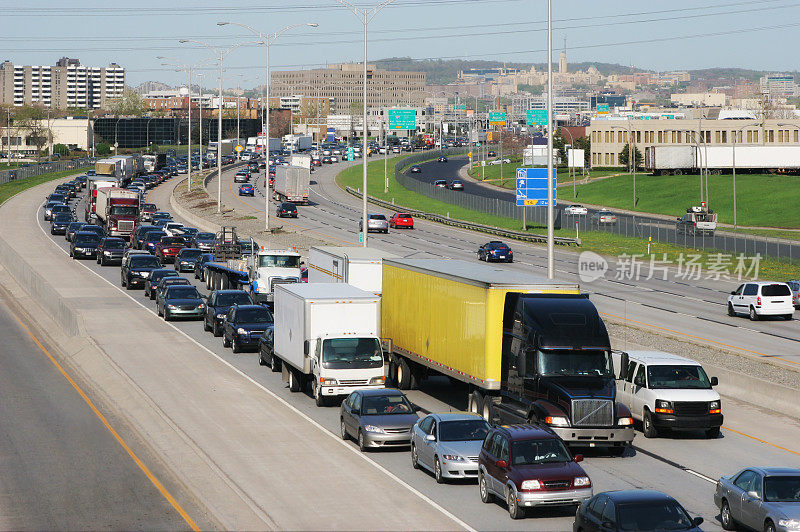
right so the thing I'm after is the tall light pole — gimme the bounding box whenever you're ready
[611,122,635,207]
[336,0,398,247]
[217,21,318,232]
[179,39,263,213]
[197,72,205,170]
[731,122,758,229]
[546,0,554,279]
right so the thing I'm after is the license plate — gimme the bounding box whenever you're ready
[84,250,93,255]
[498,255,505,258]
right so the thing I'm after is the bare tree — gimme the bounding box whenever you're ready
[106,88,148,117]
[13,106,50,161]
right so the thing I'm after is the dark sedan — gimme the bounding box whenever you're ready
[478,241,513,263]
[70,232,102,259]
[96,237,127,266]
[257,326,277,369]
[131,225,159,249]
[157,285,205,321]
[144,269,181,300]
[192,232,217,252]
[79,224,105,239]
[438,156,448,162]
[574,490,703,532]
[50,213,74,235]
[340,389,418,452]
[222,304,274,353]
[409,165,422,173]
[194,253,216,281]
[143,231,168,254]
[65,222,88,242]
[276,202,298,218]
[174,248,203,272]
[204,290,253,337]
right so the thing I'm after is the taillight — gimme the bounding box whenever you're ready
[757,296,762,306]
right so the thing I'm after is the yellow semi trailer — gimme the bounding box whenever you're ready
[381,258,635,451]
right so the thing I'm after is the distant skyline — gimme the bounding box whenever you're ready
[1,0,798,88]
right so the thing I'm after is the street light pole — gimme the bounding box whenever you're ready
[197,72,204,172]
[730,122,756,229]
[217,21,318,231]
[336,0,398,247]
[546,0,554,279]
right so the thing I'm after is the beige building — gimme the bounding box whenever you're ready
[588,118,800,167]
[0,57,124,109]
[670,92,727,107]
[270,63,425,114]
[1,117,93,157]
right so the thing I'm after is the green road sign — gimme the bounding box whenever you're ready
[526,109,548,126]
[455,104,466,110]
[596,103,610,114]
[388,109,416,130]
[488,111,506,125]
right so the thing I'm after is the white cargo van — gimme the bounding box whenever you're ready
[612,351,722,439]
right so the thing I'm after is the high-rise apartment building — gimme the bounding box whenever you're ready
[759,74,798,98]
[270,63,425,114]
[0,57,125,109]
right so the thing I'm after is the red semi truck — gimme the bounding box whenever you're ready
[95,187,140,237]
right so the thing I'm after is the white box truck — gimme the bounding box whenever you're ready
[273,165,310,204]
[273,283,386,406]
[308,246,397,295]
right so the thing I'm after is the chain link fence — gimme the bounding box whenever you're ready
[0,157,96,185]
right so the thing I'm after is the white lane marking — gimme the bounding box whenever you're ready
[34,201,475,532]
[685,469,717,484]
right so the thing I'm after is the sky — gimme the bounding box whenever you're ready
[1,0,799,88]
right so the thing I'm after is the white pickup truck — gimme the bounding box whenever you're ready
[676,205,717,236]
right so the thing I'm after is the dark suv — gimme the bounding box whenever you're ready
[204,290,254,337]
[478,425,592,519]
[222,304,273,353]
[121,253,162,290]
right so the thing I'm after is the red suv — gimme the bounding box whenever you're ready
[155,236,186,264]
[478,424,592,519]
[389,212,414,229]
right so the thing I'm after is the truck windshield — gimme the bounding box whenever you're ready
[647,365,711,389]
[259,255,300,268]
[321,338,383,370]
[110,205,138,216]
[537,349,613,378]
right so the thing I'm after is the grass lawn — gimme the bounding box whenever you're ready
[0,167,91,206]
[336,157,800,279]
[468,160,631,190]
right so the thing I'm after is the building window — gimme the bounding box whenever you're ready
[657,131,663,143]
[795,130,799,143]
[767,130,775,143]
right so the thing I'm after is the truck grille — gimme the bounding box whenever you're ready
[339,379,369,386]
[571,399,613,426]
[673,402,708,416]
[270,277,299,291]
[117,220,135,232]
[543,480,572,489]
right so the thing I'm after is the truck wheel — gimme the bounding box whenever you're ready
[643,410,659,438]
[314,380,326,407]
[395,358,412,390]
[706,427,721,439]
[289,368,302,392]
[271,354,281,372]
[258,349,267,365]
[470,391,485,418]
[205,272,212,290]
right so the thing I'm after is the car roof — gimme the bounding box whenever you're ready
[602,490,678,504]
[622,350,701,366]
[232,304,269,311]
[211,289,249,295]
[494,424,557,441]
[358,388,406,398]
[428,411,485,422]
[749,467,800,476]
[747,281,790,286]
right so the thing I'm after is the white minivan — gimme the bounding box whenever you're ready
[612,351,723,439]
[727,281,794,321]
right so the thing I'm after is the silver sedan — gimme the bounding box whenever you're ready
[714,467,800,532]
[411,412,490,483]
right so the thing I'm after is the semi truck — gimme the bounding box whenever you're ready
[246,137,281,154]
[380,258,635,452]
[308,246,397,295]
[273,283,386,406]
[85,175,123,221]
[284,134,312,152]
[95,187,140,237]
[208,139,235,158]
[645,145,800,175]
[142,153,167,172]
[273,165,311,204]
[203,247,302,304]
[94,154,142,185]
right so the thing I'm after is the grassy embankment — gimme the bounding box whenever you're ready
[336,156,800,279]
[0,167,91,205]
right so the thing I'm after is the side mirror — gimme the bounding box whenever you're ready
[303,340,309,356]
[618,352,629,380]
[677,217,682,221]
[730,290,737,295]
[602,521,615,530]
[692,517,704,527]
[747,491,761,501]
[496,460,508,469]
[573,454,584,463]
[426,434,436,441]
[710,376,718,386]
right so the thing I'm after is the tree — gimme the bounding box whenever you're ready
[14,105,50,161]
[106,88,148,117]
[96,142,111,155]
[618,143,643,170]
[53,143,70,156]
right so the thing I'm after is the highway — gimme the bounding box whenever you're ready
[407,154,800,261]
[0,286,207,530]
[22,162,800,530]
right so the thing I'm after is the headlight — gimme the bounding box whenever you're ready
[574,476,591,487]
[319,377,337,386]
[442,454,463,461]
[167,305,177,310]
[363,425,386,434]
[74,247,84,252]
[198,303,205,309]
[544,416,570,427]
[104,251,112,255]
[709,400,720,410]
[369,376,386,385]
[617,417,633,426]
[709,400,721,414]
[520,480,542,491]
[655,400,674,414]
[237,327,247,335]
[778,519,800,530]
[216,313,226,319]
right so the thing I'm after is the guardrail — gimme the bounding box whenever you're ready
[345,186,579,246]
[0,157,96,185]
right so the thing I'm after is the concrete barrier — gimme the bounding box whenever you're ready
[169,177,221,234]
[702,361,800,420]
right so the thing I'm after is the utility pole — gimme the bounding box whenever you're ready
[546,0,555,279]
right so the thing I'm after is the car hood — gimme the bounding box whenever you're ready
[361,413,417,430]
[509,460,585,481]
[767,502,800,520]
[437,440,484,457]
[165,297,203,306]
[644,388,720,402]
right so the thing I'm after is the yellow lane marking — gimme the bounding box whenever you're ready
[722,425,800,457]
[13,316,201,531]
[599,311,799,367]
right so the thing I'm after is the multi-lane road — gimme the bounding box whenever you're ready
[19,160,800,529]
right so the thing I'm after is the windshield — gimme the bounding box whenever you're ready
[537,350,613,378]
[511,438,572,465]
[179,249,203,259]
[236,307,273,323]
[54,214,73,222]
[110,205,138,216]
[167,287,200,299]
[74,234,101,245]
[361,394,413,415]
[764,476,800,502]
[439,419,490,442]
[146,232,166,242]
[151,270,178,281]
[321,338,383,370]
[216,292,252,307]
[196,232,215,240]
[647,365,711,389]
[182,228,198,236]
[130,256,161,268]
[103,240,126,249]
[617,501,694,531]
[161,237,184,245]
[258,255,301,268]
